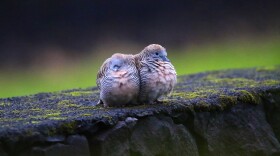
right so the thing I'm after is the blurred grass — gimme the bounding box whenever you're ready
[1,37,280,98]
[171,38,280,75]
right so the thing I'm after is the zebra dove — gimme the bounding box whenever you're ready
[135,44,177,104]
[96,53,140,107]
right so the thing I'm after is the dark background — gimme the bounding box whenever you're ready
[1,0,279,69]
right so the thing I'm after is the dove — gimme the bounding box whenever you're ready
[135,44,177,104]
[96,53,140,107]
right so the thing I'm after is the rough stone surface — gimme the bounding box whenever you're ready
[0,66,280,156]
[89,120,131,156]
[193,104,280,156]
[129,116,198,156]
[263,91,280,142]
[0,144,8,156]
[21,135,90,156]
[89,115,198,156]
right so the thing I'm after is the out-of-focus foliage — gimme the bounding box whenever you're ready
[1,37,279,98]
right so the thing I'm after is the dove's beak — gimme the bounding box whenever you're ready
[161,55,170,62]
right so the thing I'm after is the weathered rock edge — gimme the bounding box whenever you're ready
[0,66,280,156]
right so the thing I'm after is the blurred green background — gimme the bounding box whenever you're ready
[0,1,280,98]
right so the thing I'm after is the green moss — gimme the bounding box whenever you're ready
[43,121,78,136]
[82,113,92,117]
[219,95,238,104]
[172,87,264,110]
[59,121,77,134]
[237,90,261,105]
[12,110,21,114]
[172,91,202,99]
[256,66,277,72]
[196,101,211,111]
[31,121,41,124]
[49,117,67,120]
[0,101,11,106]
[0,118,24,122]
[77,106,101,110]
[172,89,240,111]
[207,77,257,87]
[46,112,61,117]
[172,88,220,99]
[203,73,280,89]
[46,127,57,136]
[44,110,61,113]
[30,108,42,111]
[261,80,280,86]
[58,100,70,105]
[217,95,238,110]
[63,90,95,96]
[175,76,185,84]
[101,114,114,123]
[186,92,202,99]
[58,100,79,108]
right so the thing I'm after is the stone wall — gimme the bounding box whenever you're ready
[0,66,280,156]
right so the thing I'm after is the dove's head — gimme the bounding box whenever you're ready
[139,44,170,62]
[109,53,134,72]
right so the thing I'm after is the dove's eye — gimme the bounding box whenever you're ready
[112,64,121,71]
[155,52,159,55]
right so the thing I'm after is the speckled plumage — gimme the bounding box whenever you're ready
[135,44,177,104]
[97,53,140,107]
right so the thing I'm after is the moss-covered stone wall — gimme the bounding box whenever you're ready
[0,66,280,156]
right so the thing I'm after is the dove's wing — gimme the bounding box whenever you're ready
[96,57,111,89]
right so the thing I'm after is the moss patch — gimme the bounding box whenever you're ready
[62,90,97,97]
[171,66,280,110]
